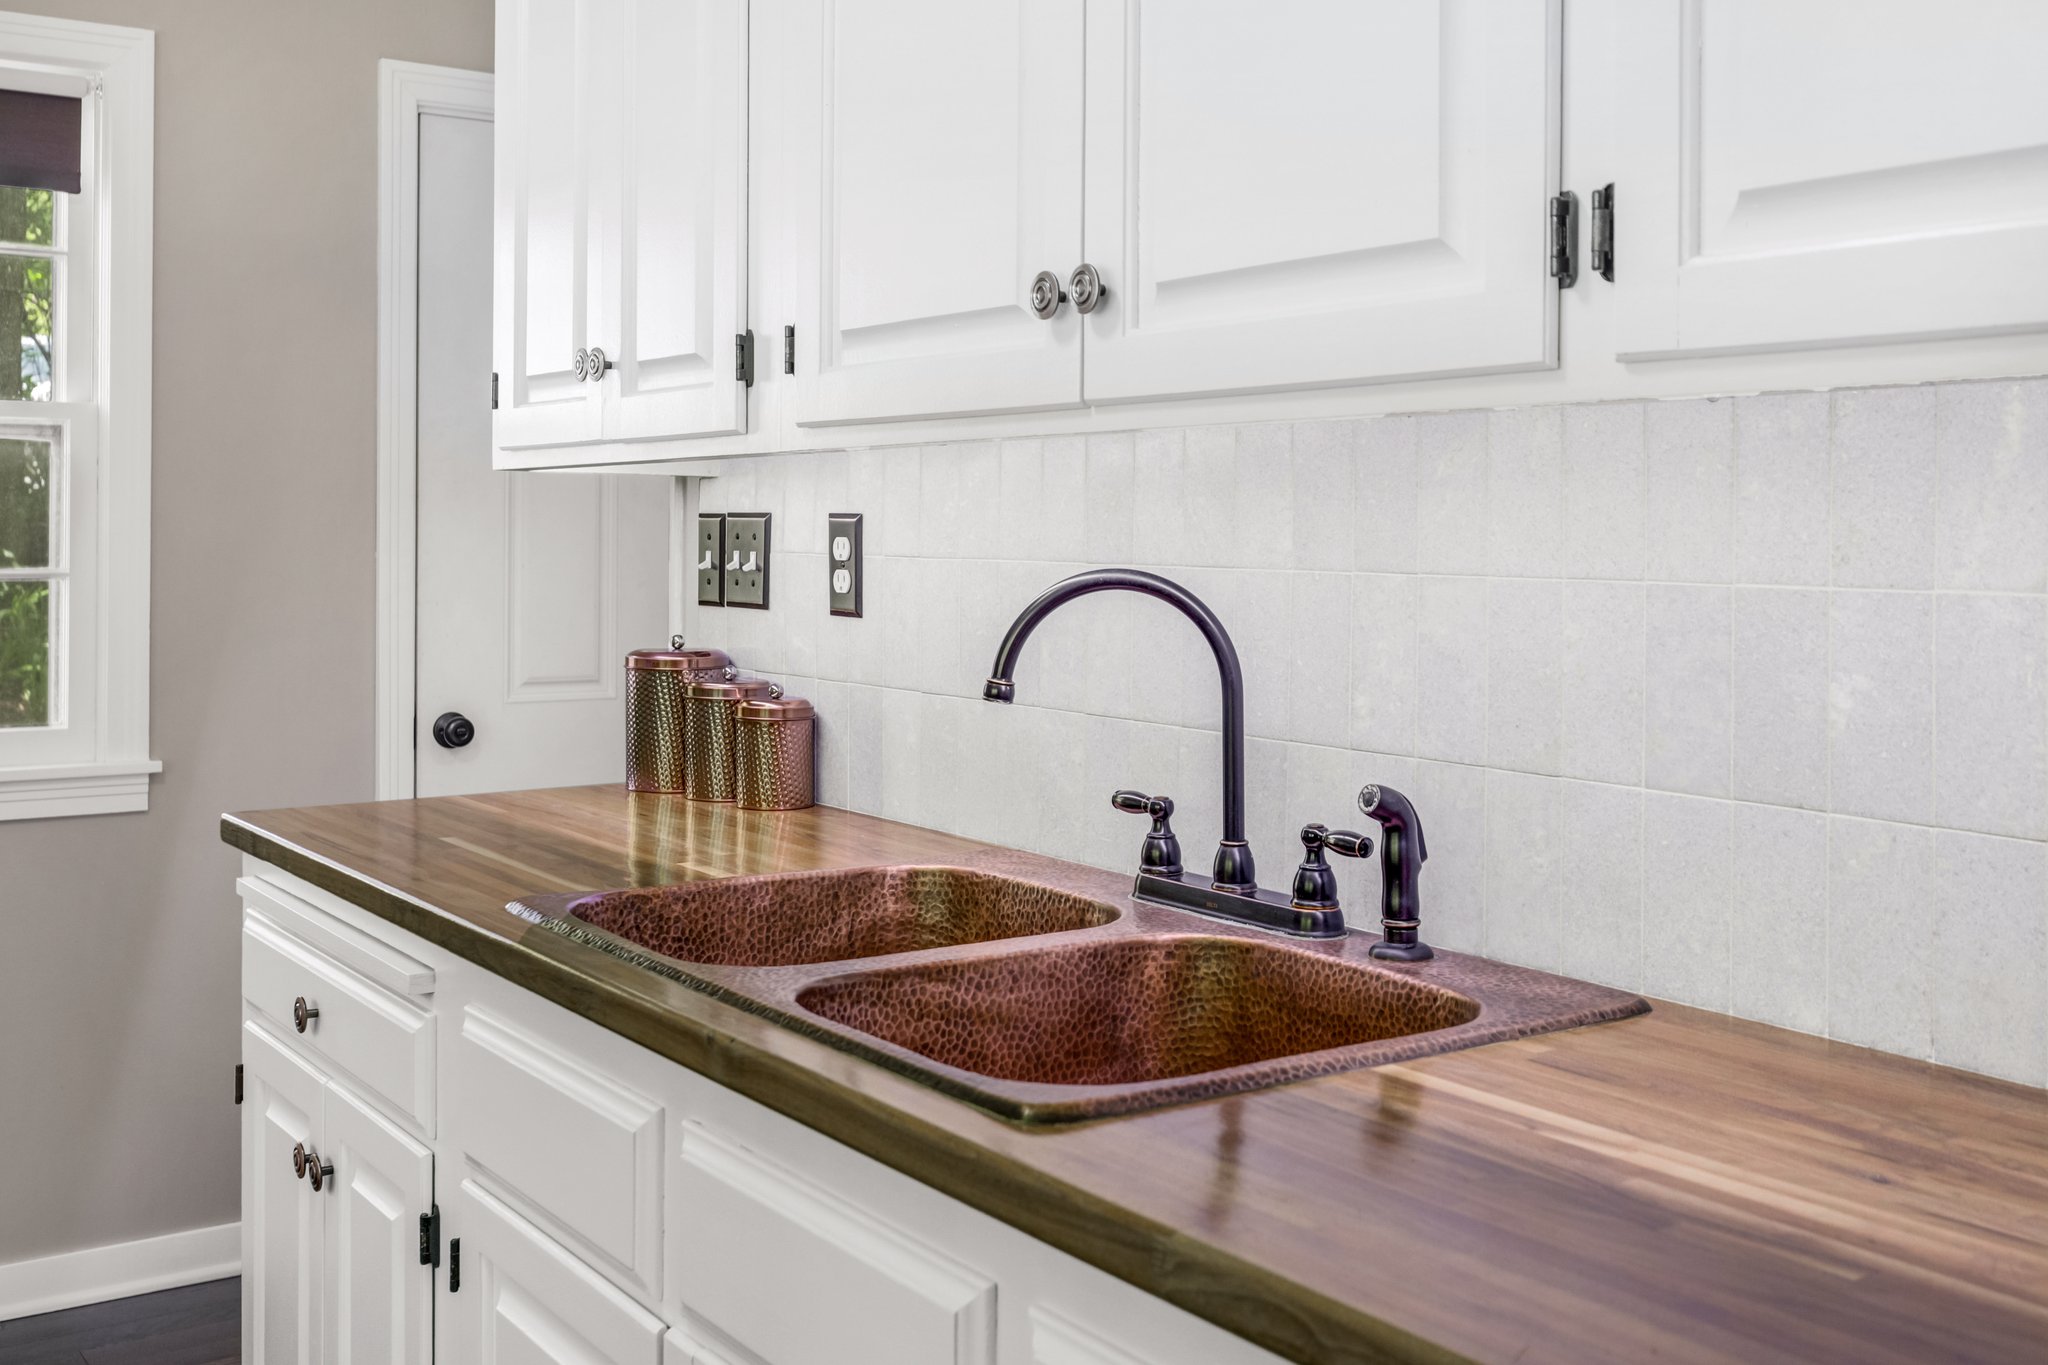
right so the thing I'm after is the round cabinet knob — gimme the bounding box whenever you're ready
[293,1141,309,1179]
[1069,262,1106,314]
[587,346,611,378]
[306,1148,333,1192]
[1029,269,1067,320]
[432,712,475,749]
[573,347,589,380]
[292,996,319,1033]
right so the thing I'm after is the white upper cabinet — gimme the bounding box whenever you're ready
[1080,0,1562,403]
[784,0,1086,426]
[1612,0,2048,358]
[602,0,748,443]
[495,0,748,460]
[495,0,606,449]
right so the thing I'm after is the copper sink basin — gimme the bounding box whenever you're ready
[525,865,1116,968]
[797,935,1480,1086]
[509,850,1646,1123]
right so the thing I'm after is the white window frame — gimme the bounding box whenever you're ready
[0,12,154,820]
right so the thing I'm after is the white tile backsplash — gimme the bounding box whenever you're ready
[687,377,2048,1089]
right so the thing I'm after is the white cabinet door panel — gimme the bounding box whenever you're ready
[451,1179,666,1365]
[1614,0,2048,357]
[789,0,1085,425]
[1080,0,1561,401]
[323,1082,435,1365]
[603,0,748,442]
[496,0,607,448]
[672,1122,995,1365]
[243,1021,326,1365]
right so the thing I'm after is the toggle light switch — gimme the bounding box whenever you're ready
[828,513,862,617]
[724,513,770,609]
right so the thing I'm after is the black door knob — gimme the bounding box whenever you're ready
[432,712,475,749]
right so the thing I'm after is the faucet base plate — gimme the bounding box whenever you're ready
[1133,870,1347,939]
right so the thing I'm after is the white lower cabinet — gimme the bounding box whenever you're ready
[445,1178,666,1365]
[240,859,1285,1365]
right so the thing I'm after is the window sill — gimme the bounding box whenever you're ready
[0,759,162,822]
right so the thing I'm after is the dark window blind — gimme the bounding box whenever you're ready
[0,89,83,195]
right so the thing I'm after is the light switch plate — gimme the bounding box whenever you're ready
[828,513,862,617]
[725,513,771,609]
[696,514,725,606]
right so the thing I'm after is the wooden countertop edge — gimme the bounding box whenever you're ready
[221,814,1464,1365]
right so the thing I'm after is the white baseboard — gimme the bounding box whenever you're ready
[0,1221,240,1322]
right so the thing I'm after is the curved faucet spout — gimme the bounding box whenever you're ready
[984,568,1255,891]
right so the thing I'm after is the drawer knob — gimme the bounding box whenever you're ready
[293,996,319,1033]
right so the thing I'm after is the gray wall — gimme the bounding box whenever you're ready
[0,0,492,1267]
[688,378,2048,1091]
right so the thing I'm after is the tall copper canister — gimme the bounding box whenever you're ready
[735,695,816,811]
[624,639,734,792]
[682,677,779,801]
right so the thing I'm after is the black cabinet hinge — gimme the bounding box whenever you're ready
[1549,191,1579,288]
[419,1205,441,1268]
[1589,183,1614,282]
[490,371,499,409]
[736,330,755,387]
[447,1237,460,1292]
[234,1063,243,1105]
[782,324,795,375]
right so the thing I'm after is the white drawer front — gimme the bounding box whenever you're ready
[451,1006,663,1299]
[674,1122,995,1365]
[242,910,434,1130]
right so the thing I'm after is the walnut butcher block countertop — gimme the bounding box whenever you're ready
[222,786,2048,1365]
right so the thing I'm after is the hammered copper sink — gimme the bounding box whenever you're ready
[509,860,1647,1122]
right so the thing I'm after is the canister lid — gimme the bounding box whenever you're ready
[627,635,734,673]
[685,676,781,702]
[738,694,814,723]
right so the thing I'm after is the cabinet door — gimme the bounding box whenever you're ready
[1613,1,2048,358]
[448,1178,665,1365]
[786,0,1085,426]
[600,0,749,443]
[322,1081,435,1365]
[1080,0,1561,402]
[495,0,608,449]
[244,1021,327,1365]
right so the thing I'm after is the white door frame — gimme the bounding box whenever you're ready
[375,60,494,800]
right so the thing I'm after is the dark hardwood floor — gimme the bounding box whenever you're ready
[0,1279,238,1365]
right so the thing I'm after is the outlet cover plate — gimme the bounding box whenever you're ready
[828,513,862,617]
[725,513,771,609]
[696,514,725,606]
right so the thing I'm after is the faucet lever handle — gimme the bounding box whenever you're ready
[1111,790,1182,876]
[1322,828,1373,859]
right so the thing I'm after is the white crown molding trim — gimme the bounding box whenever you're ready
[0,758,160,821]
[0,1221,239,1322]
[376,60,493,801]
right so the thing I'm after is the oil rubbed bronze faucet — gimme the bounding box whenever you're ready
[985,568,1345,936]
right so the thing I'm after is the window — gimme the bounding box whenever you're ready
[0,15,154,819]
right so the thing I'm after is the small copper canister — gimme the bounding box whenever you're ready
[735,695,816,811]
[625,639,734,792]
[682,676,779,801]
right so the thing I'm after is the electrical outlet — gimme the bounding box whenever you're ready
[828,513,862,617]
[696,514,725,606]
[725,513,770,609]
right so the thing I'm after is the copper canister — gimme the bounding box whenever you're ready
[735,695,816,811]
[625,638,735,792]
[682,677,779,801]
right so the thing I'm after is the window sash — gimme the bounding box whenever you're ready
[0,403,94,765]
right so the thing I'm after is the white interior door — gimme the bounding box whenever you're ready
[786,0,1085,426]
[1080,0,1561,402]
[494,0,606,449]
[417,111,669,799]
[1613,0,2048,357]
[600,0,749,444]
